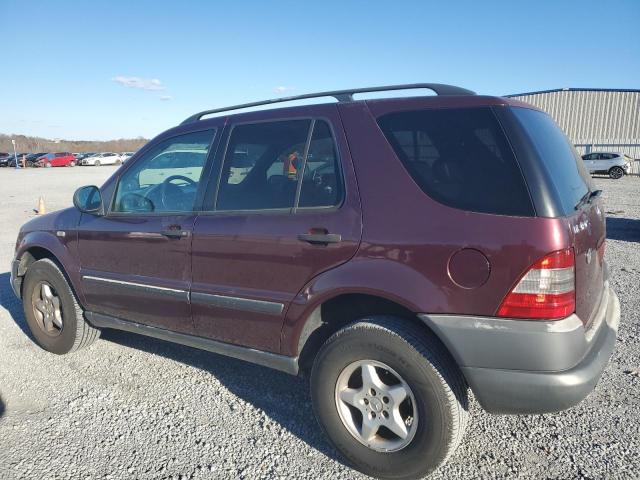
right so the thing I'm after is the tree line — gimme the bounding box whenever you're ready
[0,133,149,154]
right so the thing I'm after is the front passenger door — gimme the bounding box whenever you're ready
[77,129,217,334]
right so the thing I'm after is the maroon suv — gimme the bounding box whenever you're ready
[11,84,620,479]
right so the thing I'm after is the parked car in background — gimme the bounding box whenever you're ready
[74,153,91,164]
[120,152,135,162]
[0,153,11,165]
[81,152,122,166]
[7,153,46,168]
[10,84,620,480]
[34,152,77,168]
[582,152,632,179]
[0,152,16,167]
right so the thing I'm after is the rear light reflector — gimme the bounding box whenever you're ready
[497,249,575,320]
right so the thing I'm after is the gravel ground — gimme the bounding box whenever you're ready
[0,167,638,480]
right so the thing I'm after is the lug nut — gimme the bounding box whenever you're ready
[382,396,389,404]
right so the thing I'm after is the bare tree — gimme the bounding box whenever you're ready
[0,134,148,154]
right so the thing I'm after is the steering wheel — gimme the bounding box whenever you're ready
[160,175,197,210]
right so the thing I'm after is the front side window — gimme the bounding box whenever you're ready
[113,129,215,213]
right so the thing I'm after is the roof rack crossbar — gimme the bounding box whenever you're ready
[180,83,475,124]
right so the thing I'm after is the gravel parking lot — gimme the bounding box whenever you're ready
[0,167,638,480]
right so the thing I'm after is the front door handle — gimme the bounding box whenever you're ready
[297,232,342,245]
[161,226,190,239]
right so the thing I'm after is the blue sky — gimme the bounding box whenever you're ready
[0,0,638,140]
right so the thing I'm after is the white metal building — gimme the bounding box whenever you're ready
[506,88,640,159]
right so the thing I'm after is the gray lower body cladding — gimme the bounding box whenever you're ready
[10,259,22,298]
[419,284,620,414]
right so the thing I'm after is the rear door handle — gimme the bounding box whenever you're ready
[297,233,342,245]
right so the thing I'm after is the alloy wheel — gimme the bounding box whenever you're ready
[334,359,418,452]
[31,281,63,336]
[610,167,623,179]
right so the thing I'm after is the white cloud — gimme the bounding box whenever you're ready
[159,95,173,101]
[112,76,165,91]
[274,86,294,94]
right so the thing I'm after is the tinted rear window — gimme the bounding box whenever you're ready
[378,107,534,216]
[511,107,592,215]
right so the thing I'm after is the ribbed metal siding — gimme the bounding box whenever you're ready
[510,90,640,158]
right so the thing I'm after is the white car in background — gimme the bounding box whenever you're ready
[120,152,135,162]
[81,152,123,166]
[582,152,633,179]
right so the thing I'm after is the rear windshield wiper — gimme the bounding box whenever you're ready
[574,189,602,210]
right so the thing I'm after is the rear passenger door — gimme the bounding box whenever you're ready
[191,105,361,352]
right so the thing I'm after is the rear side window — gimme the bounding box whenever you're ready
[216,120,311,211]
[215,119,343,212]
[378,107,534,216]
[511,107,592,215]
[299,121,342,208]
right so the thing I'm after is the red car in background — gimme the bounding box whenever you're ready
[35,153,76,167]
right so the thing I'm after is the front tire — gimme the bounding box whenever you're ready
[609,166,624,179]
[94,160,101,167]
[311,317,468,480]
[22,259,100,354]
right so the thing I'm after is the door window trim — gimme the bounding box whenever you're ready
[202,116,345,216]
[106,127,218,216]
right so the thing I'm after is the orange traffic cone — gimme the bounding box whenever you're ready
[36,196,46,215]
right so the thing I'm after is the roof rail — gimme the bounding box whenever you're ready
[180,83,475,125]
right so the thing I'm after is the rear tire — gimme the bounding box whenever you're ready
[609,166,624,179]
[22,259,100,354]
[69,161,76,167]
[310,316,468,480]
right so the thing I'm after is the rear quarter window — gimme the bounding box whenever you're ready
[511,107,592,215]
[377,107,534,216]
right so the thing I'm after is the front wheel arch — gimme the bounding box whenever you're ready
[17,247,76,301]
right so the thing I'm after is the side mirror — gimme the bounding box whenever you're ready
[73,185,104,215]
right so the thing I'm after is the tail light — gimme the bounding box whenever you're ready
[497,248,575,320]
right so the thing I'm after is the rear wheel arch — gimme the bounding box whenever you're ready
[296,293,456,375]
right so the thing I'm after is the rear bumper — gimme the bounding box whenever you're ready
[419,284,620,414]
